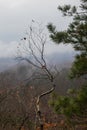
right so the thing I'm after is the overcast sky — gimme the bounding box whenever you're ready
[0,0,80,58]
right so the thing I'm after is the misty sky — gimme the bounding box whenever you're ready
[0,0,80,58]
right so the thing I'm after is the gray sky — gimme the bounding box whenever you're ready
[0,0,80,58]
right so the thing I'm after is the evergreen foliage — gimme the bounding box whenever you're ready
[50,85,87,118]
[48,0,87,124]
[47,0,87,78]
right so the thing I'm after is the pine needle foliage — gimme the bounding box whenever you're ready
[47,0,87,78]
[48,0,87,124]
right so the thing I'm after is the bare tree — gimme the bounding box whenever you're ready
[17,21,56,130]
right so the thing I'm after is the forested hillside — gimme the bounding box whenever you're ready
[0,63,86,130]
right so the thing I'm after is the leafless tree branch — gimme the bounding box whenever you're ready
[17,21,57,130]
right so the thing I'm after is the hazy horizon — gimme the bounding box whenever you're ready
[0,0,80,58]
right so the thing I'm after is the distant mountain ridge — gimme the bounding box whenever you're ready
[0,58,17,72]
[0,51,75,72]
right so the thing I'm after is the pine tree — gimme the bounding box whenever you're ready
[47,0,87,78]
[47,0,87,126]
